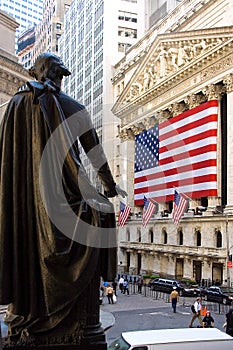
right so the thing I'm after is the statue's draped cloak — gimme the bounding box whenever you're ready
[0,81,117,337]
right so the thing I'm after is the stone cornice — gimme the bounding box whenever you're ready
[0,54,30,78]
[0,55,29,96]
[0,10,19,31]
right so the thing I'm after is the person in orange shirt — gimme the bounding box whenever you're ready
[106,285,114,304]
[170,287,179,313]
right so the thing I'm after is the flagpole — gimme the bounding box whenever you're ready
[172,186,192,201]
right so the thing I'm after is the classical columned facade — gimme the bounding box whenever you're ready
[112,21,233,286]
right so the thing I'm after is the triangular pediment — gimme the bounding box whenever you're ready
[112,26,233,117]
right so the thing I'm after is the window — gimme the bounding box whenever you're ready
[116,164,120,177]
[118,27,137,38]
[216,230,222,248]
[162,228,167,244]
[118,11,137,23]
[118,42,132,53]
[196,230,201,246]
[178,229,183,245]
[137,228,141,242]
[149,228,153,243]
[126,229,130,241]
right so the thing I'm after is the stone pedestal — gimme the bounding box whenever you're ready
[2,345,107,350]
[2,337,107,350]
[1,323,108,350]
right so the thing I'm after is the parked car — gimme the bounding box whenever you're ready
[149,278,200,296]
[200,285,233,305]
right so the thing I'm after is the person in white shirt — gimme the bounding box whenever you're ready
[119,276,124,293]
[189,297,203,327]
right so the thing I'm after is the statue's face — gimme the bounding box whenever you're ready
[48,57,71,81]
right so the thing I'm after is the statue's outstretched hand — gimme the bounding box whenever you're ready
[115,185,128,198]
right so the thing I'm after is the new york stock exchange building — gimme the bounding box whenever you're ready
[111,0,233,287]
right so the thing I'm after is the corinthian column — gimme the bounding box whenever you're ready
[119,127,135,208]
[202,84,226,214]
[223,74,233,213]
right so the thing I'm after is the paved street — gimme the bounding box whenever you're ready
[102,289,229,345]
[1,293,230,345]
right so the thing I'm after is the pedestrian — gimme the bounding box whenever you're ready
[119,275,124,293]
[112,280,118,296]
[223,308,233,336]
[123,279,129,295]
[189,297,203,327]
[106,284,114,304]
[202,310,214,328]
[137,276,143,293]
[170,286,179,313]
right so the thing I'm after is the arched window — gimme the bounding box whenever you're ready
[178,229,183,245]
[196,230,201,246]
[149,228,153,243]
[137,228,141,242]
[216,230,222,248]
[126,228,130,242]
[162,227,167,244]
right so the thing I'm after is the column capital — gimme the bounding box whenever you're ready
[185,93,207,109]
[169,101,188,117]
[157,109,172,122]
[144,115,158,129]
[223,74,233,93]
[131,122,146,135]
[202,83,226,101]
[119,128,135,140]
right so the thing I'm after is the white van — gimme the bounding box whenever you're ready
[107,328,233,349]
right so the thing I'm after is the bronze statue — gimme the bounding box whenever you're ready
[0,52,126,348]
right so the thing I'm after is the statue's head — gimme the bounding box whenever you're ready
[28,52,71,87]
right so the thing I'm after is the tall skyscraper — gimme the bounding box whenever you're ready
[0,0,43,45]
[59,0,147,188]
[32,0,71,62]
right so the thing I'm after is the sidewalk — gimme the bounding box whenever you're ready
[100,289,168,330]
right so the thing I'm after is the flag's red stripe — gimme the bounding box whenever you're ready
[160,100,218,129]
[134,174,217,195]
[118,206,131,226]
[159,129,217,154]
[142,201,157,226]
[134,159,217,184]
[134,189,218,206]
[159,144,216,166]
[160,115,217,142]
[172,197,188,225]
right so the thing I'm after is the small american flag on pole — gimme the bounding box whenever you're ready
[118,202,131,227]
[172,190,188,225]
[142,196,158,227]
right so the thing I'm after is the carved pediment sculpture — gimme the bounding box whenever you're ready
[112,27,233,116]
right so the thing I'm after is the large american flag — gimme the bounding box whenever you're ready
[118,202,131,227]
[134,100,218,206]
[172,190,188,225]
[142,196,158,227]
